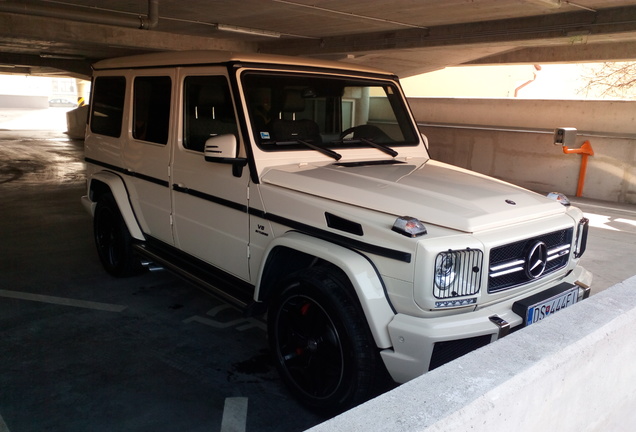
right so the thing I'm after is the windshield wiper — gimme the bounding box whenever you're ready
[358,137,398,157]
[296,139,342,161]
[340,137,398,158]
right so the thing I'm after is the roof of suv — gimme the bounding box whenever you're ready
[92,50,394,76]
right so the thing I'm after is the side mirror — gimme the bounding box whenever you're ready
[554,127,577,147]
[204,134,238,161]
[204,134,247,177]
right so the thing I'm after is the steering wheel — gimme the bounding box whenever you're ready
[339,124,389,141]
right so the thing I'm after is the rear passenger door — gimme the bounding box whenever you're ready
[123,71,175,245]
[171,69,250,281]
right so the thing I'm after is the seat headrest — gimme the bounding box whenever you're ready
[198,85,226,107]
[281,90,305,113]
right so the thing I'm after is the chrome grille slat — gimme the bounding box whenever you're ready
[490,259,524,273]
[489,265,525,278]
[549,244,571,255]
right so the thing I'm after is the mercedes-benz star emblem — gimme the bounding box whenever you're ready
[526,241,548,279]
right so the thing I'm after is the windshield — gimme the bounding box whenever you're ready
[242,72,419,154]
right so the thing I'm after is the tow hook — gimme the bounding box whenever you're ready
[576,280,592,299]
[489,315,511,339]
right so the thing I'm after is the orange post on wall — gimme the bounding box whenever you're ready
[561,140,594,197]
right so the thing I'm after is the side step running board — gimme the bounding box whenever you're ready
[133,243,254,311]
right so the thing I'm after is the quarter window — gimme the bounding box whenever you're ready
[90,76,125,138]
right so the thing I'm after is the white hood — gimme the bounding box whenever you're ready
[261,159,564,233]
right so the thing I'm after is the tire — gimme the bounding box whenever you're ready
[268,267,380,415]
[93,194,142,277]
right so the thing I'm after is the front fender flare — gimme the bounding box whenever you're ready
[256,231,395,348]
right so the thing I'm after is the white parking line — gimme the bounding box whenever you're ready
[183,314,266,332]
[220,397,248,432]
[183,304,266,332]
[0,413,11,432]
[0,289,127,312]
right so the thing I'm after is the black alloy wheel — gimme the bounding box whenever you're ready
[268,267,380,415]
[94,194,142,277]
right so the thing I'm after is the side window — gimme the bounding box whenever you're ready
[90,76,125,138]
[133,76,172,144]
[183,76,237,152]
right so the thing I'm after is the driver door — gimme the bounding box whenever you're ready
[171,70,250,281]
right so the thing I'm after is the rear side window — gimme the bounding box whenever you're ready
[133,76,172,144]
[90,76,126,138]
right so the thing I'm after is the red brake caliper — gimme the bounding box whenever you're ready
[296,302,311,355]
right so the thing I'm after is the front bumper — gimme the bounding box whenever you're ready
[380,265,593,383]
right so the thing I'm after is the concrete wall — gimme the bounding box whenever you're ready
[307,275,636,432]
[408,98,636,204]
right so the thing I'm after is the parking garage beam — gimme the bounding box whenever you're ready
[0,0,159,30]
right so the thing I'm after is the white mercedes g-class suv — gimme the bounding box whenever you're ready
[82,50,591,414]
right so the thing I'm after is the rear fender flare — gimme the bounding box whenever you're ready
[87,171,145,241]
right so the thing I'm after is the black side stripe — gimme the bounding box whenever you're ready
[172,184,248,213]
[250,208,412,263]
[134,172,170,188]
[85,157,169,188]
[86,157,411,263]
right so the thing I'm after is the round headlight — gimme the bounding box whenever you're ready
[435,253,457,289]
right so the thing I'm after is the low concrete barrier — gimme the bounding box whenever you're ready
[307,275,636,432]
[65,105,88,139]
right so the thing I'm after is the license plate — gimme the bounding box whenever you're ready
[525,287,578,326]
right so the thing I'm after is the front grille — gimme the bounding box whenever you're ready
[429,335,492,370]
[488,228,573,293]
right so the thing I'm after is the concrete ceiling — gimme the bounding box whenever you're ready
[1,0,636,79]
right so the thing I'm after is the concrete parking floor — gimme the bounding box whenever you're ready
[1,125,635,432]
[566,196,636,292]
[0,130,324,432]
